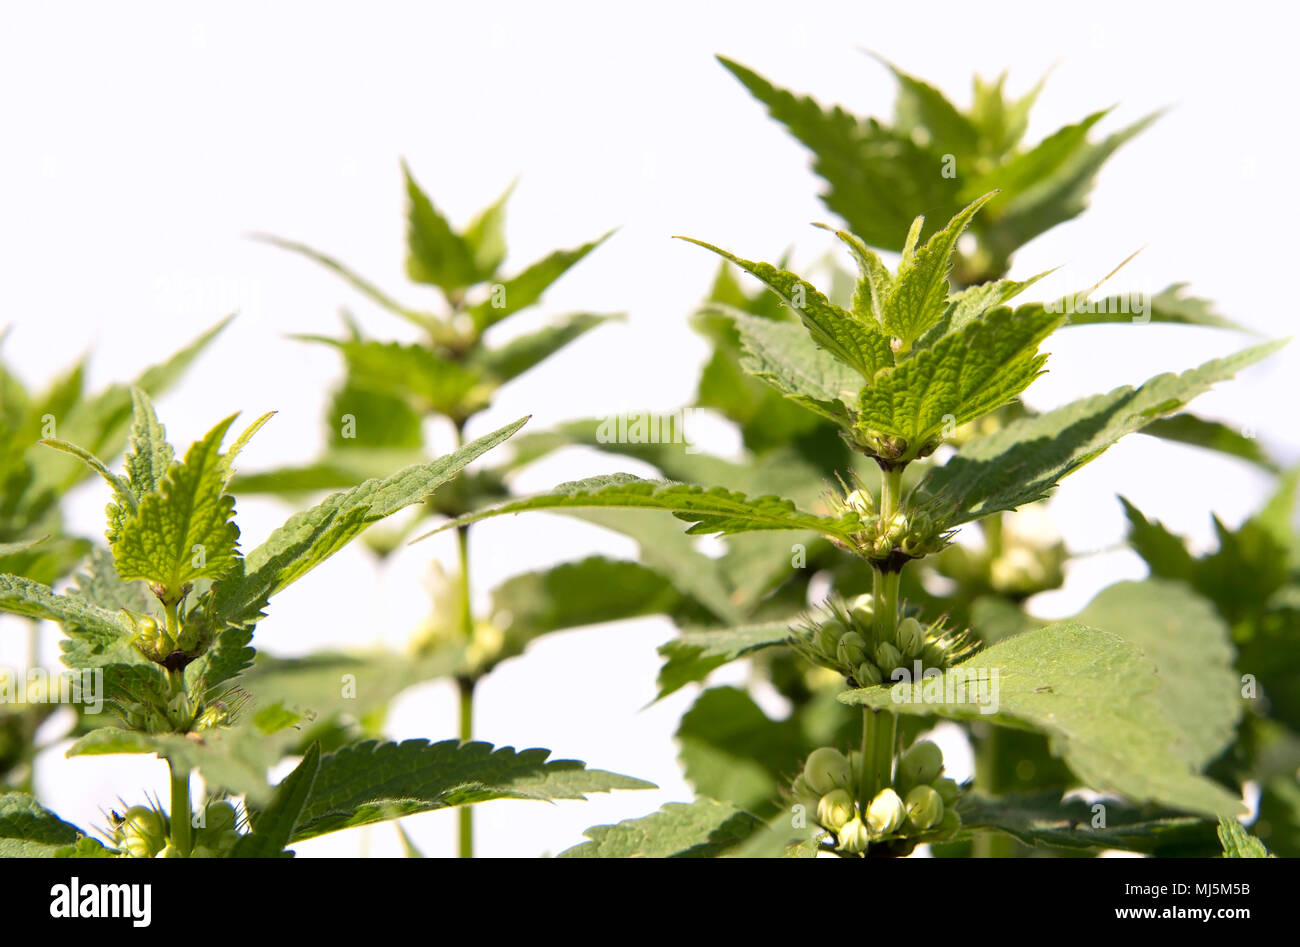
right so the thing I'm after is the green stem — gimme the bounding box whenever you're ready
[456,676,475,859]
[169,763,192,856]
[973,512,1015,858]
[862,462,907,834]
[880,466,904,522]
[19,620,40,794]
[982,513,1004,560]
[162,598,182,650]
[873,569,901,644]
[858,706,897,813]
[452,420,476,859]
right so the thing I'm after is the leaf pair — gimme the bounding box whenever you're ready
[686,195,1061,462]
[45,390,271,601]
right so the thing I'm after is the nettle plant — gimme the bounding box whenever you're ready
[425,194,1282,857]
[0,391,652,857]
[0,319,227,793]
[235,163,630,857]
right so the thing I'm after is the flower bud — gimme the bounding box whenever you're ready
[938,809,961,835]
[815,618,847,658]
[816,788,856,832]
[803,747,852,795]
[898,740,944,789]
[201,801,238,837]
[856,662,883,687]
[921,642,948,668]
[844,489,875,517]
[791,775,821,812]
[905,785,944,831]
[865,788,906,837]
[874,642,903,674]
[118,806,167,859]
[836,631,868,669]
[132,615,166,660]
[836,816,871,854]
[845,750,861,785]
[847,594,874,631]
[932,777,960,806]
[896,617,925,658]
[195,702,230,731]
[155,843,183,858]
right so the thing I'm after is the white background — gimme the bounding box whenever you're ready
[1,1,1297,857]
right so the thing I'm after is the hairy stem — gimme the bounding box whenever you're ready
[169,763,192,856]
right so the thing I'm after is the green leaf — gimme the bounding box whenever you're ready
[559,798,764,858]
[52,836,115,858]
[857,304,1063,453]
[881,193,998,348]
[1060,282,1249,331]
[657,620,795,699]
[38,438,134,523]
[468,233,612,332]
[111,413,245,594]
[0,573,135,640]
[690,280,837,455]
[816,225,893,323]
[67,728,276,803]
[231,449,429,496]
[299,338,491,420]
[567,510,744,626]
[678,238,893,380]
[1120,498,1197,581]
[472,312,619,384]
[920,341,1286,526]
[291,739,654,841]
[208,416,527,633]
[231,648,465,753]
[462,180,514,281]
[677,687,806,818]
[0,793,90,857]
[1218,817,1272,857]
[403,161,478,292]
[956,791,1216,855]
[326,380,425,450]
[490,556,682,661]
[841,623,1245,818]
[876,54,981,157]
[1141,413,1277,471]
[915,269,1054,348]
[417,474,856,543]
[253,234,439,333]
[726,310,860,424]
[996,110,1163,250]
[717,57,948,252]
[1074,580,1241,770]
[122,388,174,498]
[962,110,1109,207]
[231,744,320,857]
[969,69,1045,154]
